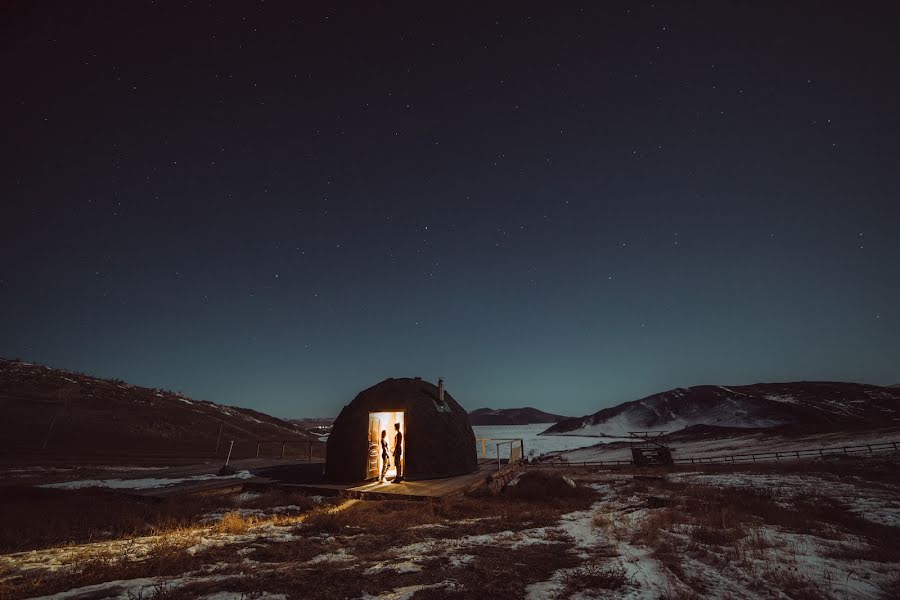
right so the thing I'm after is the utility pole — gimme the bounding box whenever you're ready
[42,415,57,450]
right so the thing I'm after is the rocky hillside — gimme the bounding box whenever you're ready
[0,359,313,462]
[469,407,566,426]
[542,382,900,437]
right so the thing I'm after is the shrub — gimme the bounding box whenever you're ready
[502,470,587,500]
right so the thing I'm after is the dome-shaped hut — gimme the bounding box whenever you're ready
[325,377,477,482]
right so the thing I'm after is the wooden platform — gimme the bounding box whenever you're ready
[248,459,512,501]
[118,457,512,501]
[343,462,503,500]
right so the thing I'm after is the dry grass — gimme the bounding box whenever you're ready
[631,508,681,546]
[212,511,256,534]
[658,591,704,600]
[502,469,592,501]
[2,535,202,600]
[680,455,900,487]
[6,462,899,600]
[759,565,826,600]
[414,543,582,600]
[302,490,597,541]
[615,470,900,597]
[0,489,329,599]
[651,479,900,548]
[0,485,325,554]
[123,541,582,600]
[0,486,228,553]
[558,561,629,596]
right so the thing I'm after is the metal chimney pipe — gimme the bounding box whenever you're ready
[438,377,444,402]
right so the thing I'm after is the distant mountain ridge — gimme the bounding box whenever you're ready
[469,407,566,426]
[0,359,313,459]
[542,382,900,437]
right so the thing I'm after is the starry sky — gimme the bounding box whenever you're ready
[2,2,899,419]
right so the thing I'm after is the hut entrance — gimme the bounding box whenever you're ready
[367,411,405,481]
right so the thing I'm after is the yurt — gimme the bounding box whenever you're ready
[325,377,477,482]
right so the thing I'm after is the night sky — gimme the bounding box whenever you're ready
[2,2,898,419]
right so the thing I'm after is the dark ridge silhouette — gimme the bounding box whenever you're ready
[468,407,567,426]
[0,358,311,461]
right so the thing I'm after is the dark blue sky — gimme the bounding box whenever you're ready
[2,2,898,418]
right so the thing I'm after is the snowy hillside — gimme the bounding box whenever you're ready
[542,382,900,437]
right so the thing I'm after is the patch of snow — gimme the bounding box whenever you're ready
[31,573,238,600]
[235,491,262,504]
[200,593,286,600]
[201,505,308,524]
[360,580,456,600]
[308,547,355,564]
[364,560,423,575]
[408,523,450,531]
[671,471,900,528]
[40,470,253,490]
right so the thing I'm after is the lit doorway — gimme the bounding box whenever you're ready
[367,411,404,481]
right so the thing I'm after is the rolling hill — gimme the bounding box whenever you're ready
[468,407,567,426]
[542,382,900,437]
[0,358,314,464]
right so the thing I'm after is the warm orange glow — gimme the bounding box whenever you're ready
[369,411,404,481]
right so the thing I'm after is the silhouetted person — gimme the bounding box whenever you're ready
[392,422,403,483]
[380,429,390,482]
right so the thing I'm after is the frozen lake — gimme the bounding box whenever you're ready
[471,423,624,459]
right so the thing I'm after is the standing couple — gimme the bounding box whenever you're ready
[380,422,403,483]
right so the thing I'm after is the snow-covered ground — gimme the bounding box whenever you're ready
[38,470,253,490]
[472,423,622,458]
[6,458,898,599]
[544,427,900,464]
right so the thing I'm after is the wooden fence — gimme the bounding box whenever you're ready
[531,439,900,468]
[476,438,525,470]
[254,439,327,460]
[673,440,900,465]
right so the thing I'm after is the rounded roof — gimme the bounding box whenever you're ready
[325,378,477,481]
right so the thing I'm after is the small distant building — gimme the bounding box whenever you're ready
[325,377,477,482]
[629,431,674,466]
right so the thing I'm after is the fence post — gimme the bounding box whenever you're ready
[775,452,780,460]
[307,440,311,462]
[281,442,286,460]
[867,445,872,454]
[256,441,261,458]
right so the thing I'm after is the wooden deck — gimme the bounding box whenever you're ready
[120,457,512,501]
[343,461,502,500]
[248,459,512,500]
